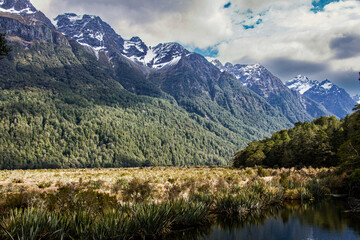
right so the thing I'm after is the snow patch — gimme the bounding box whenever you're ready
[321,81,333,90]
[0,7,36,14]
[153,56,181,69]
[68,14,83,22]
[143,48,156,65]
[286,75,319,95]
[79,42,105,60]
[124,40,145,53]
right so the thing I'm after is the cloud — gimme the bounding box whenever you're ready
[32,0,233,47]
[263,58,329,79]
[330,34,360,59]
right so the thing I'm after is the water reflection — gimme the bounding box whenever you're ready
[167,200,360,240]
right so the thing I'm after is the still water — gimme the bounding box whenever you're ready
[170,200,360,240]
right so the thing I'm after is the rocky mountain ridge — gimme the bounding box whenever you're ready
[212,60,331,123]
[286,75,357,118]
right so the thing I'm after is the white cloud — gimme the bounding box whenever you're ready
[32,0,233,47]
[217,1,360,69]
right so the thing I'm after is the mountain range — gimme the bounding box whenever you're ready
[0,0,357,168]
[286,75,357,118]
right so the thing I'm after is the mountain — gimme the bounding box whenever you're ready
[0,1,238,168]
[286,75,357,118]
[0,0,54,29]
[0,1,293,169]
[286,75,318,94]
[54,13,292,139]
[212,61,330,123]
[54,14,189,71]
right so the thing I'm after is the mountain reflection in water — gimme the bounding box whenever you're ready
[167,200,360,240]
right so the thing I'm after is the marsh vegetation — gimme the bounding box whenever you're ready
[0,167,347,239]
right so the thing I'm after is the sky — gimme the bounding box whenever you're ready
[31,0,360,96]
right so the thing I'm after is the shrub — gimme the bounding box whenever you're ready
[257,167,269,177]
[347,169,360,196]
[37,182,52,189]
[279,173,289,189]
[122,178,155,202]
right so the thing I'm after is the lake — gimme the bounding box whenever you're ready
[169,200,360,240]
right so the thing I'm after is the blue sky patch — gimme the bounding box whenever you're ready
[243,25,255,30]
[193,46,219,58]
[311,0,340,13]
[224,2,231,8]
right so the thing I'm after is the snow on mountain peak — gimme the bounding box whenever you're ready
[0,0,37,15]
[126,42,188,70]
[286,75,319,95]
[54,13,125,59]
[54,13,188,70]
[319,80,333,90]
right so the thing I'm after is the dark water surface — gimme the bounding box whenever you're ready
[169,200,360,240]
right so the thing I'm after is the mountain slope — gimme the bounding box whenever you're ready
[54,13,292,140]
[286,75,357,118]
[148,51,291,140]
[0,0,293,168]
[0,0,246,168]
[212,61,330,123]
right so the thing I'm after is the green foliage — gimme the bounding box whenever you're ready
[0,41,252,168]
[122,178,155,202]
[347,169,360,195]
[234,115,355,168]
[0,89,239,169]
[257,166,269,177]
[0,33,11,59]
[279,173,290,189]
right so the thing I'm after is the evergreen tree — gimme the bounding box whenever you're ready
[0,33,11,59]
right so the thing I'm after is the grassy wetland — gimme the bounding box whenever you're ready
[0,167,347,239]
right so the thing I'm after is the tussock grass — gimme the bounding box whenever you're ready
[0,167,339,239]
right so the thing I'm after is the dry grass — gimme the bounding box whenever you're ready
[0,166,336,202]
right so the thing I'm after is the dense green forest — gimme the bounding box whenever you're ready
[0,35,291,169]
[0,88,249,169]
[233,105,360,170]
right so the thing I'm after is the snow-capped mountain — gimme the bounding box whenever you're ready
[286,76,357,118]
[0,0,54,28]
[125,42,190,69]
[286,75,319,95]
[0,0,36,14]
[212,60,330,123]
[54,13,190,70]
[353,94,360,104]
[55,13,124,59]
[0,0,32,15]
[0,0,67,45]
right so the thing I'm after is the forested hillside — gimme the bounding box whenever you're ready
[234,105,360,169]
[0,4,294,169]
[0,41,245,168]
[0,88,246,169]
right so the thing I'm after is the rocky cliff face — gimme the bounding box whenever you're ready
[0,0,68,45]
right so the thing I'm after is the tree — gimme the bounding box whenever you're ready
[0,33,11,59]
